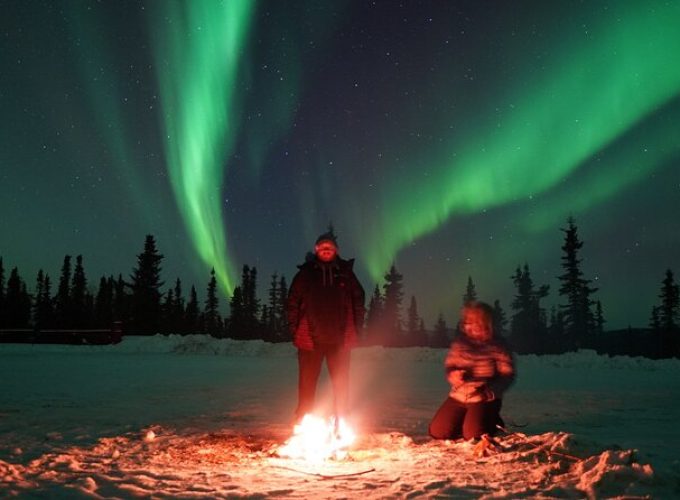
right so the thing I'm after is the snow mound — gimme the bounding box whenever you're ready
[0,427,659,499]
[169,336,295,357]
[519,349,680,371]
[0,334,297,357]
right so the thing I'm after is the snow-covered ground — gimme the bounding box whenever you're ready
[1,335,679,498]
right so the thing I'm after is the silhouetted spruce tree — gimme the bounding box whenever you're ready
[263,272,288,342]
[277,276,289,341]
[649,306,661,330]
[94,276,114,328]
[42,273,54,327]
[656,269,679,357]
[266,272,279,340]
[463,276,478,305]
[184,285,200,333]
[547,306,565,352]
[259,304,269,332]
[492,300,507,338]
[241,265,260,337]
[70,255,89,328]
[509,264,549,353]
[33,270,54,330]
[409,299,429,346]
[432,313,449,348]
[128,235,164,334]
[657,269,679,330]
[204,268,222,336]
[85,293,94,328]
[417,318,428,346]
[161,288,175,333]
[172,278,185,332]
[406,296,421,347]
[228,285,245,339]
[594,300,605,334]
[33,270,45,328]
[5,267,31,328]
[0,257,5,327]
[54,255,72,328]
[648,304,663,359]
[364,284,384,345]
[550,305,560,329]
[557,217,599,350]
[113,274,129,325]
[383,264,404,346]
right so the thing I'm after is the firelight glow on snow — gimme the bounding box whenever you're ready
[277,414,356,463]
[1,337,674,497]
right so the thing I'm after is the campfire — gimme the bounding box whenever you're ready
[277,414,356,462]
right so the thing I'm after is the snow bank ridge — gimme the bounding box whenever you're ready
[1,335,679,371]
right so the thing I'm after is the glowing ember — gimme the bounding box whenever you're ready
[278,414,356,462]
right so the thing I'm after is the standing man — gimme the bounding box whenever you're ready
[287,230,365,425]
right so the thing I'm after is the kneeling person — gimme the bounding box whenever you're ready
[429,301,515,441]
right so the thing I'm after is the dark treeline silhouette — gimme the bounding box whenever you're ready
[1,218,679,358]
[0,236,290,343]
[360,217,679,358]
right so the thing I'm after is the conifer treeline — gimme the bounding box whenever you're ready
[348,217,679,358]
[0,235,290,342]
[0,218,678,357]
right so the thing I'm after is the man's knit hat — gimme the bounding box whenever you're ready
[315,231,338,247]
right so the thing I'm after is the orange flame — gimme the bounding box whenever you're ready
[278,414,356,462]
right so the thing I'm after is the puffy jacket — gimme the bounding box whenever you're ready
[445,334,515,403]
[287,256,365,350]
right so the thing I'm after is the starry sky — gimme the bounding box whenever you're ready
[2,0,679,330]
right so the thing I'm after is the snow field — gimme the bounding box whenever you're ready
[1,335,679,498]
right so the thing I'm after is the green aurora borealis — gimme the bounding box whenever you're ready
[2,1,679,329]
[152,1,255,295]
[359,1,680,276]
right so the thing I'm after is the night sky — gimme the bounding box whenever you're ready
[2,1,679,330]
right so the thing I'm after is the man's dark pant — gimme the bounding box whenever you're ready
[295,343,350,421]
[429,397,503,440]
